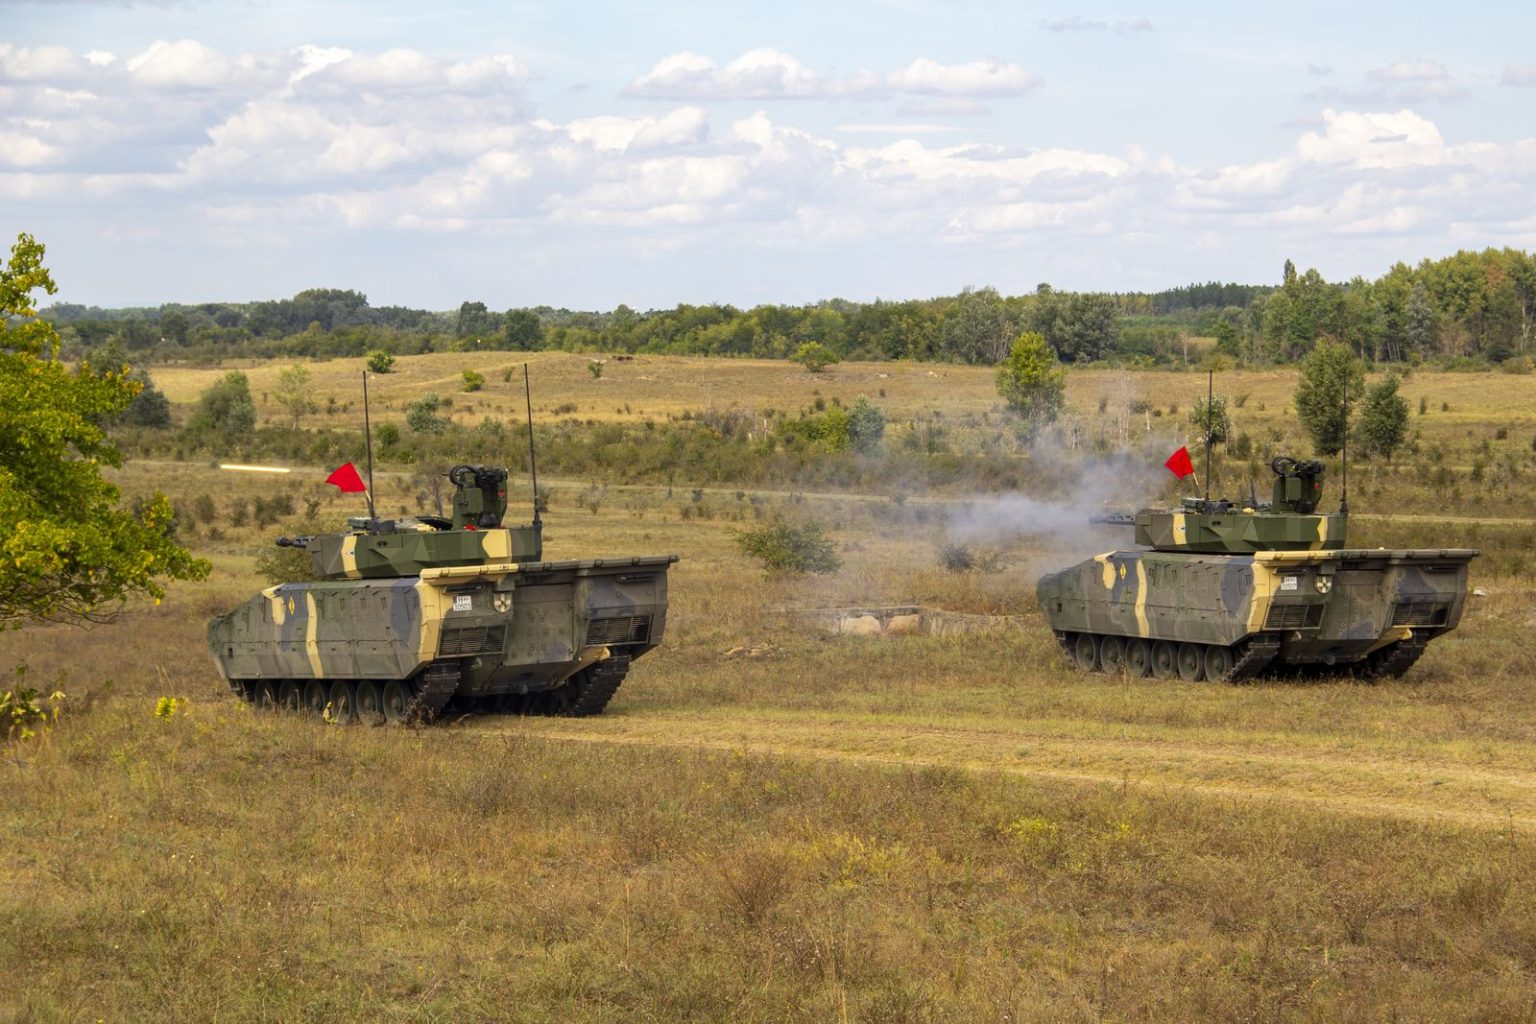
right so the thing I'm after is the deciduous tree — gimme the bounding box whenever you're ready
[1293,337,1365,456]
[272,364,314,429]
[0,233,208,631]
[995,331,1066,443]
[189,370,257,446]
[791,341,837,373]
[1359,374,1409,463]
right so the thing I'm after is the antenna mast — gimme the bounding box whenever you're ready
[1204,369,1213,503]
[523,364,541,529]
[361,370,378,522]
[1340,367,1350,516]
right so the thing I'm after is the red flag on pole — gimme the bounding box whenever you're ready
[325,462,368,493]
[1163,446,1195,480]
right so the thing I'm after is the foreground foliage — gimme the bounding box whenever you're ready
[0,233,209,631]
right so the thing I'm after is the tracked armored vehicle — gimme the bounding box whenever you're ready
[1037,457,1476,682]
[208,465,677,722]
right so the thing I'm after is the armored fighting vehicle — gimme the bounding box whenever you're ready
[1037,457,1476,682]
[208,464,677,722]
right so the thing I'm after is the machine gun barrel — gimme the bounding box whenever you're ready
[275,535,313,549]
[1089,512,1136,527]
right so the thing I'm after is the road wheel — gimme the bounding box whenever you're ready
[276,680,301,712]
[1203,645,1234,682]
[327,681,356,724]
[1099,636,1125,674]
[302,680,328,718]
[355,682,385,726]
[1125,639,1153,678]
[1073,633,1100,672]
[1177,643,1205,682]
[1151,642,1177,679]
[381,680,412,725]
[253,680,278,708]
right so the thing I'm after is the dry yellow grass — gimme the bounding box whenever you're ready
[5,359,1536,1020]
[153,352,1536,442]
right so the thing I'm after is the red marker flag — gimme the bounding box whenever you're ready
[1163,446,1195,480]
[325,462,368,493]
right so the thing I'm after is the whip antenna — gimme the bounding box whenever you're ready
[523,364,541,529]
[1204,369,1213,503]
[361,370,378,522]
[1340,366,1350,516]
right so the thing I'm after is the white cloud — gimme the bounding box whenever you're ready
[1038,16,1154,33]
[1368,57,1450,83]
[1310,56,1469,104]
[126,39,242,90]
[628,48,824,99]
[564,107,709,152]
[4,38,1535,305]
[0,44,90,82]
[1295,109,1449,168]
[886,58,1038,97]
[629,50,1039,101]
[1501,65,1536,87]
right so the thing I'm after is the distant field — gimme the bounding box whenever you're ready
[6,354,1536,1020]
[152,350,1536,441]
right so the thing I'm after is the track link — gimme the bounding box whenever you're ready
[1228,637,1281,683]
[557,656,632,717]
[1356,637,1428,681]
[404,661,463,723]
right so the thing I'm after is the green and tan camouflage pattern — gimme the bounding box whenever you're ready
[1134,508,1348,553]
[208,555,675,696]
[305,525,544,579]
[1037,546,1476,666]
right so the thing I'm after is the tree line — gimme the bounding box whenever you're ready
[42,248,1536,370]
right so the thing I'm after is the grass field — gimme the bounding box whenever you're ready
[5,359,1536,1021]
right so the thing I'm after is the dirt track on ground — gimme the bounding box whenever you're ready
[474,708,1536,832]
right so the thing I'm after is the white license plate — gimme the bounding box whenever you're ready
[453,594,473,612]
[1280,576,1298,591]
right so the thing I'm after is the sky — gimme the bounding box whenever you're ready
[3,0,1534,310]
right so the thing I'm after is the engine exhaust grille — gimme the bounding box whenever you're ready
[586,615,651,646]
[438,624,507,657]
[1392,602,1450,627]
[1264,604,1324,630]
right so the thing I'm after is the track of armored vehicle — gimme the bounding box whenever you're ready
[208,464,677,723]
[1037,457,1477,683]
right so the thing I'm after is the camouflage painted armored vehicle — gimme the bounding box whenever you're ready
[208,465,677,722]
[1037,457,1476,682]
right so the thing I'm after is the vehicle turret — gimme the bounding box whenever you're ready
[277,463,543,580]
[1128,456,1346,553]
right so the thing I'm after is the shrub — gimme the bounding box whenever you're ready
[461,369,485,392]
[847,396,886,454]
[790,341,838,373]
[407,392,447,434]
[589,360,605,379]
[939,542,1003,573]
[938,543,974,571]
[578,484,607,516]
[192,493,217,524]
[367,350,395,374]
[736,518,841,575]
[3,668,65,742]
